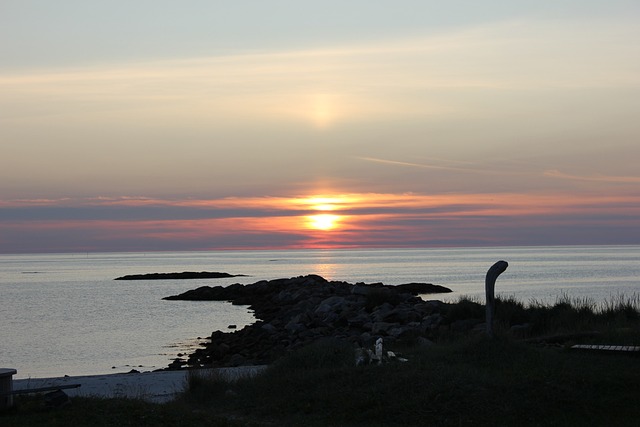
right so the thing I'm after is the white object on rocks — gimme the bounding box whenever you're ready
[374,338,384,363]
[355,338,408,365]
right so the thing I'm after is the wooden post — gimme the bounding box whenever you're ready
[0,368,17,410]
[485,261,508,337]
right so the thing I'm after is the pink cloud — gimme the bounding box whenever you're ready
[1,191,638,253]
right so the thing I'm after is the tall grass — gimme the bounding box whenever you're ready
[184,368,231,404]
[446,293,640,340]
[600,293,640,321]
[492,292,640,339]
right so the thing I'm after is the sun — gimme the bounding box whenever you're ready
[307,214,340,231]
[295,194,354,232]
[309,94,340,129]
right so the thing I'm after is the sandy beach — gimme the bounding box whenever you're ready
[12,366,267,403]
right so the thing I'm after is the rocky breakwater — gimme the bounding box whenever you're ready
[163,275,453,369]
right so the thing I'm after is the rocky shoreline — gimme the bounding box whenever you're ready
[115,271,246,280]
[163,274,456,369]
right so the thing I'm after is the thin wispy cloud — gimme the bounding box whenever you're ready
[357,156,523,176]
[544,170,640,184]
[2,18,638,125]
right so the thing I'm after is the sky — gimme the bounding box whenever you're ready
[1,1,639,253]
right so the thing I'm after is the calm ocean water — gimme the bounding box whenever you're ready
[1,246,639,378]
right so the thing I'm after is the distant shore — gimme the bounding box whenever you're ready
[114,271,247,280]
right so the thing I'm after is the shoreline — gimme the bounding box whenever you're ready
[12,366,267,403]
[4,247,639,379]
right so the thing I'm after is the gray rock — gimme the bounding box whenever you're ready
[163,274,455,370]
[315,296,347,314]
[371,322,395,335]
[260,323,278,334]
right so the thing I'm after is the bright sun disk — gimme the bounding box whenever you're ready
[307,214,340,231]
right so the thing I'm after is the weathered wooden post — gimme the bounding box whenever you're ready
[485,261,508,337]
[0,368,17,410]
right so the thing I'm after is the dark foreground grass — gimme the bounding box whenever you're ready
[450,293,640,342]
[1,396,249,427]
[182,337,640,427]
[4,337,639,427]
[4,294,640,427]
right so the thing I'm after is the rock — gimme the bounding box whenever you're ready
[162,274,458,370]
[168,358,186,370]
[351,285,376,296]
[228,354,246,366]
[163,285,234,301]
[284,319,306,335]
[421,313,443,330]
[261,323,278,334]
[315,296,348,314]
[371,322,395,335]
[416,337,434,347]
[115,271,246,280]
[394,283,453,294]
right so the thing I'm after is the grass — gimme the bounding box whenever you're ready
[447,293,640,342]
[177,336,640,427]
[3,295,640,426]
[2,396,245,427]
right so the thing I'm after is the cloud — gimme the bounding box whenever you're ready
[1,17,638,127]
[1,191,639,253]
[357,156,525,177]
[2,14,639,235]
[544,170,640,184]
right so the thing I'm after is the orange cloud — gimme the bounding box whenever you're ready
[1,191,639,253]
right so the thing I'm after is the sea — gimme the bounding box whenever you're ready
[1,245,639,379]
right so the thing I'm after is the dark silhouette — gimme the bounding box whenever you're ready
[485,260,508,337]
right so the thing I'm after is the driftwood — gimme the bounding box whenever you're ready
[485,260,508,337]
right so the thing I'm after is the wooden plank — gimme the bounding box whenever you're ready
[571,344,640,353]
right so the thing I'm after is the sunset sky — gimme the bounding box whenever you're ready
[1,1,639,253]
